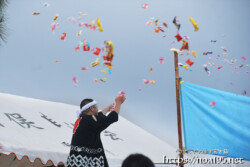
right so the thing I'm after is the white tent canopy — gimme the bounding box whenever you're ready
[0,93,177,166]
[0,93,249,167]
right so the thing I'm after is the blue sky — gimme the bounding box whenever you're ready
[0,0,249,147]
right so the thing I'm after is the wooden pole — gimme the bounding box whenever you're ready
[174,51,184,167]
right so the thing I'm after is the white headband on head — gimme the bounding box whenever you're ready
[76,101,97,118]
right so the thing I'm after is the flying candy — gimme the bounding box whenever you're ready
[154,28,160,33]
[146,20,152,26]
[55,60,61,62]
[100,78,107,82]
[53,14,59,21]
[155,19,159,26]
[183,65,188,71]
[163,22,168,28]
[143,79,150,84]
[96,18,103,32]
[175,33,183,42]
[91,60,99,67]
[173,16,180,30]
[189,17,199,31]
[51,22,59,31]
[76,30,82,37]
[159,57,164,64]
[139,86,142,92]
[84,23,89,28]
[94,78,98,83]
[75,45,80,51]
[87,20,95,30]
[61,32,66,40]
[83,42,90,51]
[178,63,184,67]
[203,64,210,76]
[103,40,114,68]
[149,80,155,84]
[192,51,197,58]
[93,48,101,55]
[81,67,88,71]
[108,69,112,74]
[180,40,189,51]
[162,35,166,38]
[119,90,126,95]
[158,27,164,32]
[221,46,227,52]
[211,40,217,43]
[209,101,216,107]
[72,77,78,86]
[217,66,223,70]
[185,59,194,66]
[242,56,246,60]
[148,67,153,72]
[230,59,237,63]
[142,4,149,9]
[95,56,100,60]
[32,12,40,15]
[91,25,97,31]
[101,70,107,73]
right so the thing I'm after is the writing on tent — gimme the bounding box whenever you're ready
[62,142,71,147]
[40,112,62,127]
[103,130,123,141]
[64,122,74,129]
[4,113,44,129]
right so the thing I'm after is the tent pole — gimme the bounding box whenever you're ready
[174,51,184,167]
